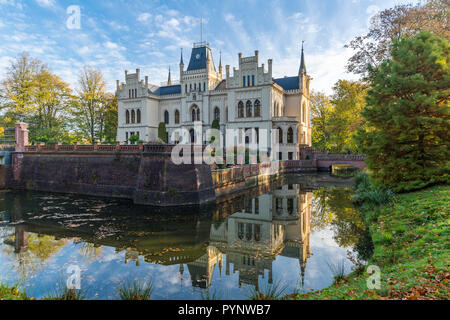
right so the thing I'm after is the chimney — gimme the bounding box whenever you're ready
[226,65,230,78]
[145,76,148,87]
[238,52,242,61]
[116,80,120,90]
[268,59,273,75]
[136,68,140,80]
[125,70,129,77]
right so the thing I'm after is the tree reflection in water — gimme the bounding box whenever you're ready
[0,174,373,299]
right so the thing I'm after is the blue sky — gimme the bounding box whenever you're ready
[0,0,415,94]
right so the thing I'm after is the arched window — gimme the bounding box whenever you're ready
[131,110,136,123]
[245,224,252,241]
[214,107,220,121]
[191,105,200,122]
[189,129,195,143]
[287,127,294,143]
[238,223,244,240]
[254,224,261,242]
[246,100,252,117]
[254,100,261,117]
[125,110,130,124]
[185,84,187,94]
[278,127,283,144]
[175,110,180,124]
[137,109,141,123]
[302,103,306,123]
[238,101,244,118]
[164,110,169,124]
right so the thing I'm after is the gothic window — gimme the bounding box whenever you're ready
[254,100,261,117]
[191,105,200,122]
[214,107,220,121]
[189,129,195,143]
[246,100,252,117]
[203,82,206,91]
[185,84,187,94]
[238,223,244,240]
[137,109,141,123]
[247,76,250,87]
[287,198,294,215]
[175,110,180,124]
[254,224,261,242]
[190,83,192,92]
[131,110,136,123]
[134,89,137,98]
[245,224,252,241]
[276,198,283,214]
[238,101,244,118]
[128,89,131,98]
[302,103,306,123]
[278,127,283,144]
[164,110,169,124]
[287,127,294,143]
[125,110,130,124]
[252,75,255,86]
[243,76,246,87]
[194,83,196,91]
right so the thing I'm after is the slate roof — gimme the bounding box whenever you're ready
[214,80,226,90]
[148,85,181,96]
[273,76,299,91]
[187,47,208,71]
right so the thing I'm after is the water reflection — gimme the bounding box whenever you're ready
[0,174,372,299]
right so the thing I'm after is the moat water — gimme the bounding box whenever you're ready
[0,174,372,300]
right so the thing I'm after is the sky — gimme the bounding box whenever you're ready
[0,0,416,94]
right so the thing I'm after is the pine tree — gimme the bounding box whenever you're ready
[356,31,450,192]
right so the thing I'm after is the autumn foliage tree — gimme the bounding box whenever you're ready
[346,0,449,77]
[356,31,450,192]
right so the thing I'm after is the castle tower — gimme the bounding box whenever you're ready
[298,43,312,146]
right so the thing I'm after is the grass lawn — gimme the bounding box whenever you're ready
[292,185,449,300]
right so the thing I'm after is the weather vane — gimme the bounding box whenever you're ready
[19,112,24,122]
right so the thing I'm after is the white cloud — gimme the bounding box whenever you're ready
[35,0,55,8]
[137,13,151,23]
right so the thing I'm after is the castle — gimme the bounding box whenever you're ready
[115,42,311,160]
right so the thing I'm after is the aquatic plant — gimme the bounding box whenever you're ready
[326,258,348,284]
[248,280,288,300]
[118,279,153,300]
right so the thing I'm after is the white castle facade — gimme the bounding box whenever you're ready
[115,42,311,160]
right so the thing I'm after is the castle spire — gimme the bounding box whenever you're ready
[299,41,306,75]
[218,50,223,75]
[180,48,184,65]
[167,66,172,86]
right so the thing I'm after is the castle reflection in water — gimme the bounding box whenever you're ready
[4,181,314,292]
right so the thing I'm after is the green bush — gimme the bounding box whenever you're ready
[158,122,167,143]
